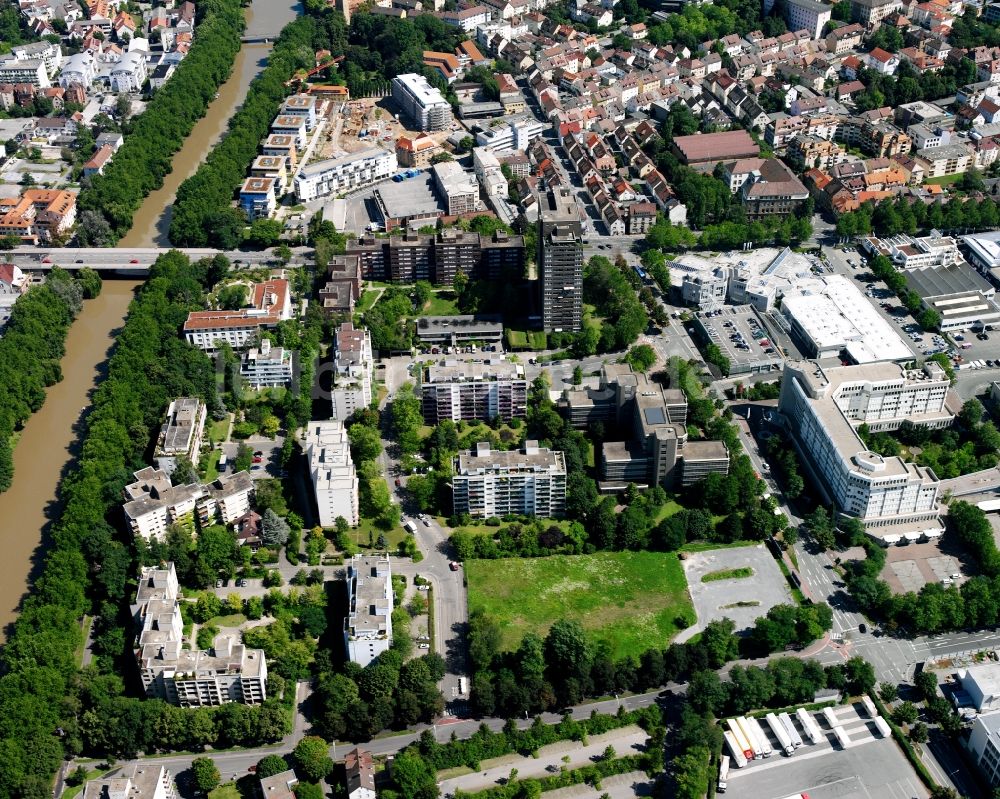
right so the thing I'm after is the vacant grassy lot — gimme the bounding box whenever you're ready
[466,551,694,659]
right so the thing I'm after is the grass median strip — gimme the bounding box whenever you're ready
[701,567,753,583]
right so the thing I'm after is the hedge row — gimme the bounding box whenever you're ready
[77,0,246,238]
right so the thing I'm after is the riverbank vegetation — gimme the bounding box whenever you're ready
[169,15,331,246]
[0,268,98,493]
[77,0,246,241]
[0,253,292,799]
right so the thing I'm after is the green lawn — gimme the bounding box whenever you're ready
[529,331,547,350]
[420,292,460,316]
[63,767,115,799]
[702,567,753,583]
[506,330,529,349]
[201,448,222,482]
[208,784,242,799]
[356,289,382,314]
[466,551,694,659]
[353,518,407,551]
[924,173,965,187]
[208,417,230,444]
[206,613,247,627]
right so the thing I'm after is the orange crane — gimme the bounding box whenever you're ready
[284,55,345,88]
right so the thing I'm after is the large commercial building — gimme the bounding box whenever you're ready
[783,0,831,38]
[415,314,504,346]
[294,147,397,201]
[392,73,453,131]
[962,230,1000,286]
[432,160,482,215]
[453,441,567,519]
[671,130,759,168]
[904,264,1000,332]
[123,467,254,541]
[331,322,374,421]
[345,555,393,666]
[131,563,267,707]
[305,419,360,527]
[778,360,953,543]
[83,764,177,799]
[420,358,527,423]
[184,278,292,352]
[538,187,584,333]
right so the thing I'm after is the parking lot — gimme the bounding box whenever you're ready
[220,434,285,480]
[692,306,786,376]
[726,704,928,799]
[681,544,793,633]
[881,540,967,595]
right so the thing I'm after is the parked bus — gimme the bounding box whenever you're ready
[717,755,730,793]
[796,708,822,745]
[779,712,803,749]
[766,712,795,756]
[723,731,748,768]
[832,725,851,749]
[727,718,755,760]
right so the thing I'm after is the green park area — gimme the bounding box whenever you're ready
[466,551,693,660]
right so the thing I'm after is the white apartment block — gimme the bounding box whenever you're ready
[452,441,567,519]
[475,117,547,153]
[154,397,207,471]
[0,57,49,87]
[969,712,1000,787]
[123,467,254,541]
[83,764,177,799]
[184,278,292,352]
[60,52,97,88]
[9,41,63,77]
[392,73,453,131]
[294,147,398,202]
[420,358,528,423]
[916,143,974,178]
[281,93,318,131]
[110,51,147,92]
[131,564,267,707]
[433,160,482,215]
[241,339,294,388]
[779,361,952,543]
[784,0,831,39]
[863,232,961,270]
[305,419,360,527]
[345,555,393,667]
[331,322,374,421]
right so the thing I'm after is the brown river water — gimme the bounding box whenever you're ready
[0,0,300,640]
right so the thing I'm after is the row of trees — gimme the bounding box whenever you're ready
[836,193,1000,242]
[0,268,98,492]
[868,254,941,331]
[583,256,649,352]
[468,605,831,719]
[0,252,255,798]
[77,0,246,239]
[169,14,322,246]
[842,503,1000,635]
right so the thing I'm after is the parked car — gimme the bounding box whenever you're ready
[449,561,460,571]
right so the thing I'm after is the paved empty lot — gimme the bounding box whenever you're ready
[880,540,966,595]
[681,545,792,632]
[438,726,649,796]
[727,705,928,799]
[543,771,652,799]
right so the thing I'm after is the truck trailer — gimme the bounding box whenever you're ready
[779,712,803,748]
[723,731,749,767]
[796,708,822,745]
[718,755,730,793]
[765,712,795,756]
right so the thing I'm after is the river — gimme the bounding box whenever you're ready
[0,0,301,640]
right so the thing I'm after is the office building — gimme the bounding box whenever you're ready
[970,712,1000,788]
[779,361,952,543]
[294,147,398,201]
[863,232,961,270]
[962,230,1000,285]
[305,419,360,527]
[184,278,292,352]
[345,555,393,666]
[331,322,374,421]
[241,339,294,388]
[432,160,481,215]
[82,764,177,799]
[154,397,206,473]
[396,133,442,168]
[538,187,584,333]
[131,563,267,706]
[421,358,527,423]
[392,73,452,131]
[474,117,548,153]
[453,441,567,519]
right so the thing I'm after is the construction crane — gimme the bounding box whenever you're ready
[284,55,345,88]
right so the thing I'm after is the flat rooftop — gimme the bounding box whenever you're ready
[781,274,913,363]
[456,441,566,475]
[347,555,392,637]
[374,173,443,220]
[416,314,503,337]
[425,358,522,383]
